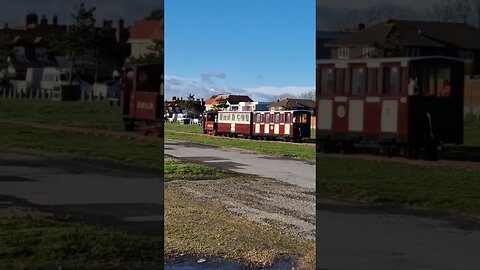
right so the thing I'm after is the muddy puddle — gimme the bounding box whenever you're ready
[165,257,295,270]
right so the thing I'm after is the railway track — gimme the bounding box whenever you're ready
[166,130,316,147]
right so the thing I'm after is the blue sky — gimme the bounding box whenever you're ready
[165,0,315,101]
[0,0,161,27]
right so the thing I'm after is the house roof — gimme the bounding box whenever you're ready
[269,98,315,109]
[326,20,480,49]
[205,94,253,105]
[129,19,164,41]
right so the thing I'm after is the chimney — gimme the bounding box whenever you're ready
[116,18,124,42]
[26,12,38,27]
[52,14,58,26]
[358,23,366,30]
[172,96,176,101]
[40,15,48,26]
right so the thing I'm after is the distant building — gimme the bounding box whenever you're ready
[204,94,253,111]
[268,98,316,113]
[325,20,480,65]
[128,19,163,59]
[317,30,349,60]
[0,12,130,81]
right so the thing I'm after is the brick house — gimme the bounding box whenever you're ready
[127,19,163,59]
[204,94,254,111]
[268,98,316,113]
[325,19,480,73]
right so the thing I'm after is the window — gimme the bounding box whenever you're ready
[423,68,452,97]
[241,114,245,121]
[280,114,285,123]
[275,114,280,123]
[338,47,350,59]
[458,50,474,61]
[403,48,420,57]
[363,47,376,58]
[286,114,291,123]
[351,67,366,95]
[246,114,250,122]
[383,67,400,94]
[321,68,335,94]
[265,114,271,122]
[237,114,241,121]
[294,113,308,123]
[256,114,262,122]
[231,114,236,122]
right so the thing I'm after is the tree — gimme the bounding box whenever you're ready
[211,99,229,112]
[372,30,402,58]
[145,8,164,20]
[333,3,418,31]
[183,93,204,117]
[51,3,97,83]
[0,31,11,66]
[129,39,163,64]
[426,0,474,24]
[298,90,315,100]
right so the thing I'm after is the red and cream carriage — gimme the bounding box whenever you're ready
[216,111,253,137]
[252,110,311,141]
[316,56,464,158]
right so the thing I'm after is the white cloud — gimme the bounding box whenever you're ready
[245,86,315,96]
[165,75,314,102]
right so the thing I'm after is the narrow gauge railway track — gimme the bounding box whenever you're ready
[166,130,316,147]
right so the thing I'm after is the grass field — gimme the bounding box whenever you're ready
[317,155,480,217]
[165,130,316,161]
[0,210,163,269]
[0,100,122,130]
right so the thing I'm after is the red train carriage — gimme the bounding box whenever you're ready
[316,56,464,159]
[216,111,253,137]
[122,63,164,136]
[203,111,218,134]
[252,110,311,141]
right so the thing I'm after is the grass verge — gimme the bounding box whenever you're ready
[165,132,315,161]
[0,100,122,130]
[317,155,480,217]
[0,209,162,269]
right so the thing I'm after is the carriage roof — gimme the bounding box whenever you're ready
[317,56,465,67]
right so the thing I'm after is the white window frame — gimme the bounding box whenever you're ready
[338,47,350,59]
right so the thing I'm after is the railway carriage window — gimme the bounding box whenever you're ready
[265,114,271,122]
[321,68,335,94]
[136,65,162,93]
[246,114,250,122]
[256,114,261,122]
[241,114,245,121]
[351,67,366,95]
[383,67,400,95]
[280,114,285,122]
[286,114,291,123]
[275,114,280,123]
[237,114,241,121]
[231,114,235,122]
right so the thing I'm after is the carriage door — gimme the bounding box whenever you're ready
[274,113,280,135]
[284,113,291,135]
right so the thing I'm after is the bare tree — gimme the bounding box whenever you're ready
[427,0,474,23]
[333,3,418,31]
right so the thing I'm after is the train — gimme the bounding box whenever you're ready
[122,63,164,137]
[203,109,312,142]
[316,56,465,160]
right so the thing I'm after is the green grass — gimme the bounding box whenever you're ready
[0,123,164,170]
[165,123,204,134]
[0,100,122,130]
[165,158,235,181]
[317,155,480,216]
[464,116,480,146]
[165,131,315,161]
[0,214,162,269]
